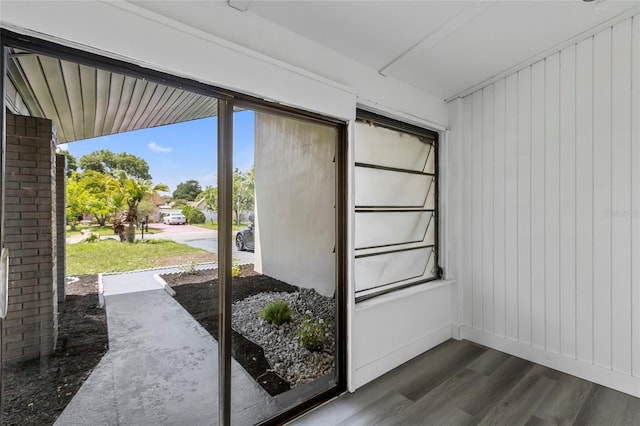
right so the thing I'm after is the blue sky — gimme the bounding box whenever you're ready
[61,110,255,195]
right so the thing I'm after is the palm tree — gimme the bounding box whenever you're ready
[111,172,169,243]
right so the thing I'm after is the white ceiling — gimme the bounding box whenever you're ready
[244,0,640,99]
[129,1,639,100]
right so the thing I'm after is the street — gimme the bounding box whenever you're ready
[144,223,255,264]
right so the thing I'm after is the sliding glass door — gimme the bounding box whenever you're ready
[227,108,342,424]
[0,29,346,426]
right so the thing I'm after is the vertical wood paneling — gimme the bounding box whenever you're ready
[559,44,577,359]
[463,96,474,328]
[530,60,546,350]
[610,19,632,375]
[504,73,519,341]
[592,28,612,369]
[472,91,484,329]
[632,16,640,379]
[459,18,639,389]
[575,36,594,364]
[544,53,561,354]
[517,67,532,345]
[482,86,495,333]
[493,78,507,338]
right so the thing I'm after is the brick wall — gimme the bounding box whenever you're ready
[56,154,66,302]
[3,112,58,364]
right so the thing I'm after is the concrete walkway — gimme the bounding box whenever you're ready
[55,268,281,425]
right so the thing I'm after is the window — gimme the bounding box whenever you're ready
[354,110,440,301]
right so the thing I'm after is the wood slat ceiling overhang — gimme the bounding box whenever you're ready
[5,48,218,144]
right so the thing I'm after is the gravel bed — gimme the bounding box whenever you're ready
[231,288,335,388]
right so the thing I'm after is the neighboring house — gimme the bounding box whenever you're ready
[189,198,217,222]
[142,193,163,223]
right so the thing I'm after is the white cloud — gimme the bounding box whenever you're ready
[56,143,69,152]
[196,172,217,187]
[148,141,172,153]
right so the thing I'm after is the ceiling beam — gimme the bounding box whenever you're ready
[227,0,253,13]
[378,1,496,76]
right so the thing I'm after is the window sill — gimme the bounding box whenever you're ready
[355,279,456,311]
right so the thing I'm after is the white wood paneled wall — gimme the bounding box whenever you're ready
[454,16,640,395]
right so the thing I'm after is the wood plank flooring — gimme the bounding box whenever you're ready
[290,340,640,426]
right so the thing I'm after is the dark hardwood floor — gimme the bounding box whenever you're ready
[290,339,640,425]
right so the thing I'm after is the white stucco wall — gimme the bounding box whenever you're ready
[1,0,452,393]
[253,113,336,298]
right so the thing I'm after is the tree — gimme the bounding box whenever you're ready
[173,180,202,201]
[198,186,217,224]
[233,167,255,226]
[110,172,168,243]
[137,199,156,222]
[66,172,88,231]
[79,150,152,180]
[65,170,128,227]
[77,170,112,226]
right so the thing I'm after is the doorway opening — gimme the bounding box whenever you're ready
[0,29,346,425]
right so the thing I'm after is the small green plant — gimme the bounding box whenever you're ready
[297,315,327,352]
[84,232,100,243]
[179,259,198,275]
[231,264,242,278]
[261,300,292,326]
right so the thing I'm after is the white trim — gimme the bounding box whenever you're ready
[441,128,450,279]
[356,102,448,133]
[98,273,104,308]
[99,1,356,98]
[346,119,357,393]
[355,279,456,312]
[451,324,462,340]
[446,5,640,102]
[462,326,640,398]
[352,324,451,390]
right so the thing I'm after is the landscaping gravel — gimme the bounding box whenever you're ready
[231,288,336,389]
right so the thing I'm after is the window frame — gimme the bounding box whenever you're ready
[354,109,441,303]
[0,27,348,426]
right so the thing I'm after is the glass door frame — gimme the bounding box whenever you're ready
[0,28,347,426]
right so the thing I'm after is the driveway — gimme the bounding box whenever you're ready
[147,223,255,264]
[147,223,217,240]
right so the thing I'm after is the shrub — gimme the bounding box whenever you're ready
[231,264,241,278]
[261,300,292,326]
[297,315,327,352]
[181,206,206,224]
[188,209,206,224]
[179,259,198,275]
[84,232,100,243]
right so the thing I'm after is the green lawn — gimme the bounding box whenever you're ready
[66,239,214,275]
[195,221,250,231]
[66,225,113,237]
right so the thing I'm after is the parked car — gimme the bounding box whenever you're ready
[163,212,187,225]
[235,223,254,251]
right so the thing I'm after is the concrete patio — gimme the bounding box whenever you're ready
[54,268,281,425]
